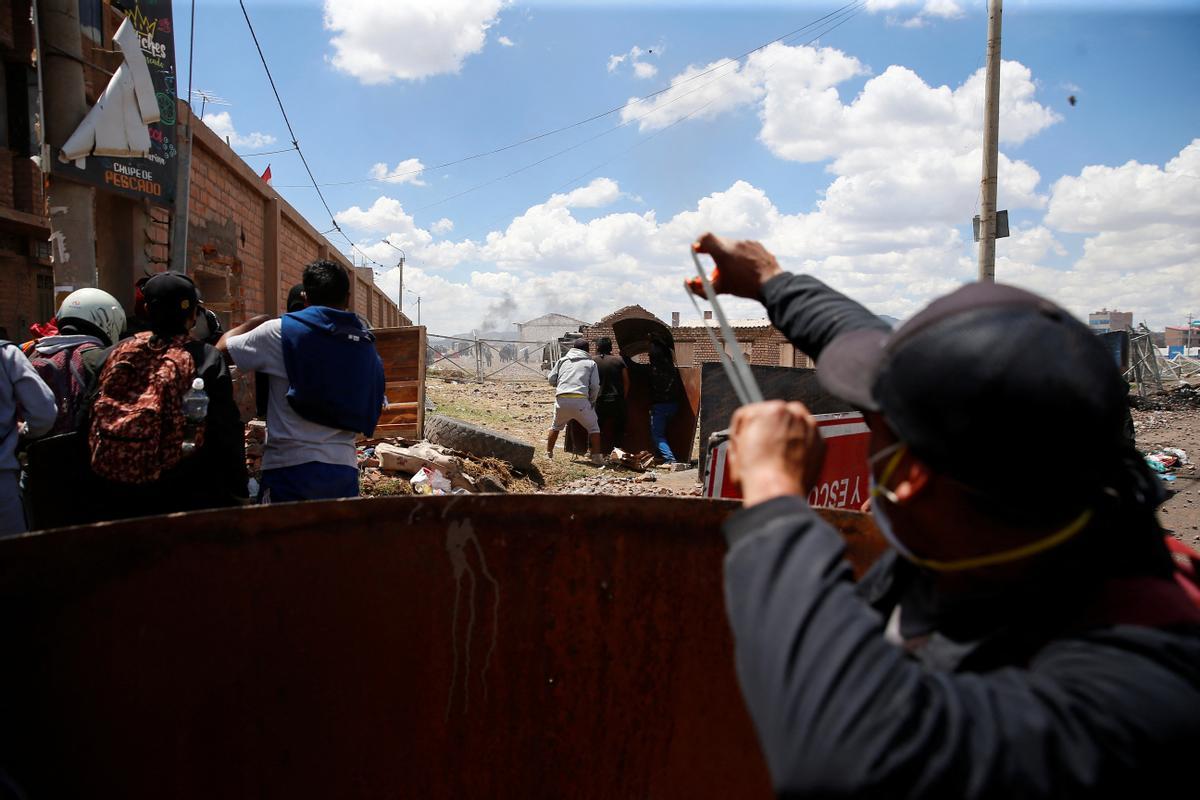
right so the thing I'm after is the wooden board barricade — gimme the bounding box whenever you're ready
[373,325,426,439]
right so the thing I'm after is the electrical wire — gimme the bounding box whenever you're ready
[364,4,863,222]
[237,0,387,267]
[337,2,865,267]
[187,0,196,122]
[275,1,865,190]
[251,0,863,268]
[236,145,299,158]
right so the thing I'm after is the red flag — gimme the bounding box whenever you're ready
[261,164,272,184]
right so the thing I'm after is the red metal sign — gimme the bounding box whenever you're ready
[703,412,871,510]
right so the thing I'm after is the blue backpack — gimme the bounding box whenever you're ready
[280,307,385,436]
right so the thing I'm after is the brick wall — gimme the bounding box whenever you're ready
[0,147,14,209]
[278,215,319,309]
[0,254,51,340]
[183,104,401,329]
[0,0,50,339]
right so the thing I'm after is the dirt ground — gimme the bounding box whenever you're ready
[425,377,701,494]
[1132,396,1200,549]
[422,377,1200,539]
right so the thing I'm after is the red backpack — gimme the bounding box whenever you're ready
[89,332,202,484]
[27,342,100,436]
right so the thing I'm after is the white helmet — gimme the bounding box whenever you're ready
[57,288,127,346]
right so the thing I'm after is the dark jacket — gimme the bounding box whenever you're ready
[722,273,1200,798]
[281,306,385,436]
[40,339,249,526]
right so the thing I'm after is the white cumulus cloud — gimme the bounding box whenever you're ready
[336,197,429,237]
[626,47,1058,232]
[431,217,455,235]
[369,158,428,186]
[338,53,1190,336]
[871,0,964,27]
[545,177,622,209]
[497,35,514,47]
[1045,140,1200,233]
[607,44,661,80]
[201,111,276,150]
[633,61,658,79]
[324,0,504,84]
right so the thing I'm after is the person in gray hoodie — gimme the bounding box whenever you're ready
[546,338,603,464]
[0,341,57,536]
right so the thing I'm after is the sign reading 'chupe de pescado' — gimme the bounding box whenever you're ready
[52,0,178,206]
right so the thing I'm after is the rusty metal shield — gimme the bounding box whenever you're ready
[0,495,883,798]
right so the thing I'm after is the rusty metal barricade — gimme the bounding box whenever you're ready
[0,495,884,799]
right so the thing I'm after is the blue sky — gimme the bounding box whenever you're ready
[180,1,1199,334]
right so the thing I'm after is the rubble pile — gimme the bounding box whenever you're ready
[357,437,536,496]
[1132,411,1174,433]
[608,448,656,472]
[245,420,266,479]
[1131,384,1200,412]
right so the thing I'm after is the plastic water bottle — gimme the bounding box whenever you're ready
[182,378,209,455]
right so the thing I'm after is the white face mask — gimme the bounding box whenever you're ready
[867,440,1094,572]
[868,442,917,560]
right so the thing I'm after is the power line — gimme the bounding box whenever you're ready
[237,0,387,267]
[236,144,299,158]
[275,1,865,190]
[187,1,196,118]
[367,4,865,221]
[339,4,865,268]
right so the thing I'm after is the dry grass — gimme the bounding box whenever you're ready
[425,377,606,489]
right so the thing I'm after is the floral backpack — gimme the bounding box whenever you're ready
[89,332,201,484]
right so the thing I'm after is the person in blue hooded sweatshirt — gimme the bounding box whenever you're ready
[219,260,385,503]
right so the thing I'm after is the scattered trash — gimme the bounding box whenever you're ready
[1146,452,1178,472]
[1163,447,1189,465]
[411,467,452,495]
[377,441,476,492]
[1145,447,1194,480]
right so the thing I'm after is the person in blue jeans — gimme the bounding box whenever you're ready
[647,335,680,463]
[219,261,385,503]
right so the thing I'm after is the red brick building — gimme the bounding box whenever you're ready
[581,305,813,369]
[6,0,403,339]
[1165,326,1198,349]
[0,0,52,340]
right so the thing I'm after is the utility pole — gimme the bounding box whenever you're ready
[382,239,405,319]
[40,0,98,292]
[977,0,1003,283]
[170,102,193,273]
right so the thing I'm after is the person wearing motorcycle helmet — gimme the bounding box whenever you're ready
[26,288,127,435]
[54,288,126,347]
